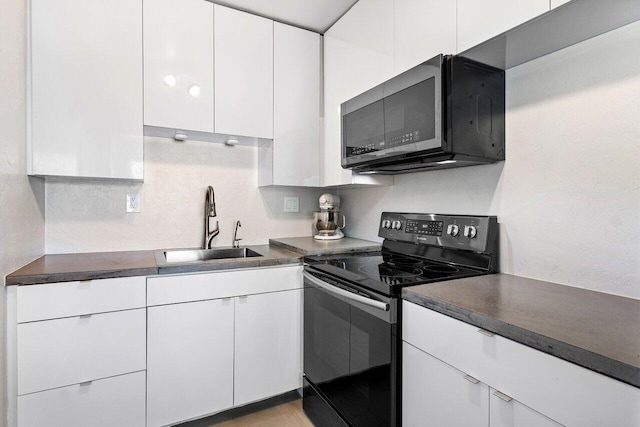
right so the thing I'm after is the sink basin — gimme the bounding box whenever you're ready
[162,248,263,263]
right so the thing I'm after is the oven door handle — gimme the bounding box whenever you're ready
[303,271,390,312]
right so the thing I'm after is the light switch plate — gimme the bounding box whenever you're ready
[126,191,141,213]
[284,196,299,213]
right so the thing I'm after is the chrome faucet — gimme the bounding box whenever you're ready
[204,186,219,249]
[232,220,242,248]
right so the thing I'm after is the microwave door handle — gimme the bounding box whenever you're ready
[303,271,389,312]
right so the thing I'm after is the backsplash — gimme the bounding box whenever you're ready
[339,20,640,299]
[45,137,324,253]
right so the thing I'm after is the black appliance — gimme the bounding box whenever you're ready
[302,212,499,426]
[341,54,505,174]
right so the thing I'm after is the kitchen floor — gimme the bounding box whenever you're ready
[180,395,313,427]
[212,399,313,427]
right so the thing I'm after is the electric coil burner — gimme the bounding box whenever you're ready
[302,212,499,427]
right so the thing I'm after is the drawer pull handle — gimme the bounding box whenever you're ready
[463,375,480,384]
[477,329,495,337]
[79,314,92,319]
[79,381,93,387]
[493,390,512,402]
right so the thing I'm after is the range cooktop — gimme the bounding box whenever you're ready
[305,212,499,297]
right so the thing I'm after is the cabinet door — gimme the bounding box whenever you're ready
[403,342,489,426]
[394,0,457,75]
[490,388,563,427]
[18,371,146,427]
[18,309,146,395]
[323,0,394,187]
[457,0,549,52]
[29,0,143,180]
[261,22,321,187]
[214,5,273,139]
[234,290,303,406]
[144,0,214,132]
[147,299,234,427]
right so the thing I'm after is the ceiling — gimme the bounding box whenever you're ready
[210,0,359,33]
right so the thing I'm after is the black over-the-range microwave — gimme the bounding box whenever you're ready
[341,54,505,174]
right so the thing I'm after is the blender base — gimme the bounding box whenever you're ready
[313,231,345,240]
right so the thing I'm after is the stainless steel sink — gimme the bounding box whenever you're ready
[162,247,263,263]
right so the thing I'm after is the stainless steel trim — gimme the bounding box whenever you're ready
[477,329,495,337]
[463,374,480,384]
[493,390,513,402]
[303,271,389,312]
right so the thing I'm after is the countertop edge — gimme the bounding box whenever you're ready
[401,290,640,388]
[5,267,159,286]
[269,237,382,256]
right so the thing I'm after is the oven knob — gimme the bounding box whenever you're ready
[464,225,477,239]
[382,220,391,229]
[446,224,459,237]
[392,221,402,230]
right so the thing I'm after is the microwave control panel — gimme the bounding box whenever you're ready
[378,212,497,253]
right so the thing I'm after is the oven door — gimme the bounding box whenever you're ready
[303,269,398,427]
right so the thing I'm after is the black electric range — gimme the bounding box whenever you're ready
[302,212,499,427]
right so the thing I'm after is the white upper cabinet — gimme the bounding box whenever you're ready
[214,5,273,139]
[29,0,143,180]
[394,0,457,75]
[323,0,394,187]
[551,0,572,9]
[144,0,214,133]
[260,22,321,187]
[457,0,550,52]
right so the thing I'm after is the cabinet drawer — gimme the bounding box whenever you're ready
[18,308,146,395]
[17,371,145,427]
[147,265,302,306]
[17,276,146,322]
[403,301,640,426]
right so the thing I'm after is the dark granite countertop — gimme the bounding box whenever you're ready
[269,236,381,256]
[6,245,303,286]
[402,273,640,388]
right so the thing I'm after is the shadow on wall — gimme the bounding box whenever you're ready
[339,161,506,242]
[507,20,640,110]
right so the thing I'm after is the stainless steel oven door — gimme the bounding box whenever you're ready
[303,269,398,427]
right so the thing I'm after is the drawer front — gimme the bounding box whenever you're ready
[147,265,302,306]
[17,276,146,322]
[18,308,146,395]
[403,301,640,426]
[18,371,146,427]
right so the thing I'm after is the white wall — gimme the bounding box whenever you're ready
[340,21,640,299]
[0,0,46,424]
[45,137,324,253]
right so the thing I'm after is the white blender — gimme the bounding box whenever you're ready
[313,193,346,240]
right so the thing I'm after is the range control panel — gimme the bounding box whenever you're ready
[378,212,498,252]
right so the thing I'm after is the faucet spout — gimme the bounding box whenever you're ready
[232,220,242,248]
[204,186,219,249]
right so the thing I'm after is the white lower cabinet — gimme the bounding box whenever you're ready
[18,309,146,396]
[490,388,562,427]
[234,290,303,406]
[17,371,146,427]
[146,265,303,426]
[402,301,640,427]
[13,277,148,427]
[147,298,235,427]
[403,342,489,426]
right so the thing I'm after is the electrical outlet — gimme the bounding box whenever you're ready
[284,196,299,213]
[126,191,141,213]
